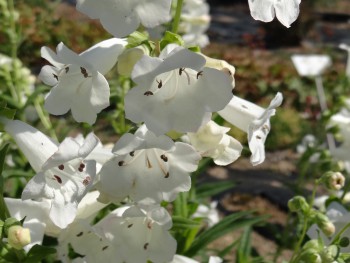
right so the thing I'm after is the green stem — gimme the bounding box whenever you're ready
[34,98,57,141]
[331,221,350,245]
[171,0,184,34]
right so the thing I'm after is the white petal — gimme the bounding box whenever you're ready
[79,133,100,158]
[76,191,108,220]
[170,255,199,263]
[41,46,64,68]
[38,65,59,86]
[3,119,58,172]
[248,0,275,23]
[291,55,332,77]
[80,38,127,74]
[90,72,110,111]
[21,172,47,200]
[50,195,78,229]
[274,0,301,28]
[214,136,243,166]
[56,42,91,69]
[135,0,172,28]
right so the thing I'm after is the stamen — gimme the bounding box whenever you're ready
[181,69,191,85]
[165,172,170,178]
[53,74,58,81]
[58,164,64,170]
[129,151,135,157]
[147,221,152,229]
[156,79,163,89]
[179,68,185,76]
[65,67,69,73]
[127,224,133,228]
[144,91,154,96]
[80,163,86,169]
[53,175,62,184]
[102,246,108,251]
[256,136,262,140]
[80,67,88,78]
[118,161,125,166]
[196,71,203,79]
[83,176,91,186]
[78,167,84,172]
[160,154,168,162]
[76,232,83,237]
[144,243,149,250]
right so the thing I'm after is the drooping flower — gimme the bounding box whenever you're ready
[248,0,301,28]
[218,93,283,166]
[183,120,242,166]
[125,44,234,135]
[180,0,211,47]
[98,125,201,204]
[39,38,127,124]
[95,204,177,263]
[291,55,332,77]
[76,0,172,37]
[2,119,99,228]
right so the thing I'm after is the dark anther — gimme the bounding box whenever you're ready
[118,161,125,166]
[144,243,149,250]
[196,71,203,79]
[256,136,262,140]
[76,232,83,237]
[129,151,135,157]
[165,172,170,178]
[80,163,86,169]
[144,91,154,96]
[58,164,64,170]
[78,167,84,172]
[127,224,133,228]
[102,246,109,251]
[156,79,163,89]
[80,67,88,78]
[54,175,62,184]
[147,221,152,229]
[83,176,91,186]
[65,67,69,73]
[179,68,185,76]
[241,105,248,109]
[53,74,58,81]
[160,154,168,162]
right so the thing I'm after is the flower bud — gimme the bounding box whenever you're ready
[303,239,321,251]
[315,213,335,237]
[321,171,345,191]
[7,225,31,250]
[117,45,150,76]
[299,249,322,263]
[339,237,350,247]
[288,196,309,213]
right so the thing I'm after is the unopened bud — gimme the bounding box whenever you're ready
[315,213,335,237]
[7,225,31,250]
[321,171,345,191]
[300,249,322,263]
[117,45,150,76]
[288,196,309,213]
[320,245,339,263]
[303,239,321,251]
[339,237,350,247]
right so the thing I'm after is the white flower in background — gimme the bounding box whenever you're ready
[170,255,223,263]
[180,0,211,47]
[339,43,350,78]
[2,119,99,228]
[296,134,316,154]
[248,0,301,28]
[308,202,350,252]
[183,121,242,166]
[125,44,234,135]
[291,55,332,77]
[218,93,283,166]
[98,125,201,204]
[95,204,177,263]
[76,0,172,37]
[39,38,127,124]
[117,45,150,77]
[192,201,220,227]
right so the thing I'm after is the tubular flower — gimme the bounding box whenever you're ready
[183,120,242,166]
[95,204,177,263]
[218,93,283,166]
[76,0,172,37]
[98,125,201,204]
[39,38,127,124]
[291,55,332,77]
[248,0,301,28]
[125,44,234,135]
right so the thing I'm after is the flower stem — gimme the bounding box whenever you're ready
[171,0,184,34]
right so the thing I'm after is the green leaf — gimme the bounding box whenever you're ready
[24,245,56,263]
[196,180,236,199]
[236,226,252,263]
[160,31,184,50]
[187,46,201,53]
[0,144,10,220]
[184,212,267,257]
[172,216,201,231]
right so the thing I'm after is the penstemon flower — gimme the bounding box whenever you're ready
[39,38,127,124]
[218,93,283,166]
[97,124,201,204]
[2,119,99,228]
[291,54,331,77]
[125,44,234,135]
[76,0,172,37]
[95,204,177,263]
[248,0,301,28]
[182,120,242,166]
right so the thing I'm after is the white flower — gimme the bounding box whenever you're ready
[95,204,177,263]
[180,0,211,47]
[218,93,283,166]
[248,0,301,28]
[291,55,332,77]
[202,55,235,87]
[183,121,242,166]
[192,201,220,227]
[39,38,127,124]
[169,255,222,263]
[76,0,172,37]
[117,45,150,76]
[339,43,350,78]
[125,44,234,135]
[98,125,201,204]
